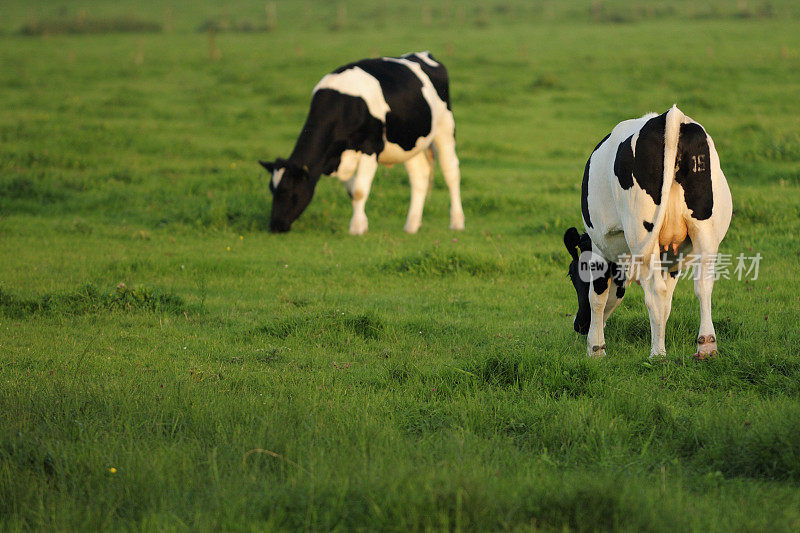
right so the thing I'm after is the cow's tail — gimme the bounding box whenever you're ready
[641,104,685,257]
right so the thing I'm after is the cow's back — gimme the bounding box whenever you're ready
[312,54,449,164]
[402,52,451,110]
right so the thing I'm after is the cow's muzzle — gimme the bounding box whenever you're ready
[269,220,291,233]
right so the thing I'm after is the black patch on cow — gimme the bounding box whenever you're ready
[675,122,713,220]
[614,134,635,190]
[564,228,592,335]
[336,59,431,151]
[581,133,611,229]
[288,88,385,178]
[633,112,668,205]
[590,252,613,296]
[643,220,654,231]
[670,270,679,278]
[403,53,451,110]
[581,159,593,228]
[609,262,626,299]
[615,281,626,299]
[592,270,610,295]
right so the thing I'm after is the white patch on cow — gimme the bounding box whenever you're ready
[271,167,285,189]
[313,68,390,121]
[332,149,360,181]
[380,141,432,165]
[415,51,439,67]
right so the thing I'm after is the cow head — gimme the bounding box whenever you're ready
[260,159,316,233]
[563,227,592,335]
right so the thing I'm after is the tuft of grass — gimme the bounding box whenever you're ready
[0,284,189,318]
[256,311,384,341]
[381,249,508,276]
[528,72,561,91]
[460,353,597,396]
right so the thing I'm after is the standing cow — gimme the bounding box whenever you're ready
[259,52,465,235]
[563,106,732,359]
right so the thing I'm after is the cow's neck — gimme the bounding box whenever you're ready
[287,119,336,181]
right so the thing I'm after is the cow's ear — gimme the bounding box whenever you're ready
[563,227,581,260]
[259,160,274,173]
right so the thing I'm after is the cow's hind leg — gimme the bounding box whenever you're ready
[689,226,719,359]
[641,259,669,359]
[663,271,679,324]
[403,151,431,234]
[348,154,379,235]
[425,147,435,194]
[433,113,465,230]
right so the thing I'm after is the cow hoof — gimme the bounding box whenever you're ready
[695,334,718,359]
[349,217,369,235]
[404,222,421,234]
[450,219,465,231]
[588,344,606,357]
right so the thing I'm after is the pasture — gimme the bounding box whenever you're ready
[1,0,800,529]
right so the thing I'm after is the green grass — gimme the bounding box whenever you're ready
[2,0,800,530]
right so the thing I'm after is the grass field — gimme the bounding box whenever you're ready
[2,0,800,530]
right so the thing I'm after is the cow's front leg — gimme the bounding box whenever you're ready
[347,154,378,235]
[587,281,610,357]
[602,280,626,327]
[403,151,431,233]
[641,260,669,358]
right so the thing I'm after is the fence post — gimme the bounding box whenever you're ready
[266,2,277,31]
[208,29,221,60]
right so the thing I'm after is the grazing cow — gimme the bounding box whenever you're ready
[563,106,732,359]
[259,52,465,235]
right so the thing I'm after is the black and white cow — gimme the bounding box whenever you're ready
[259,52,465,235]
[563,106,732,359]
